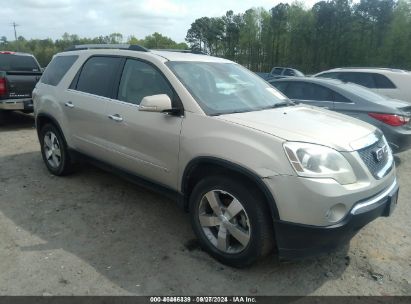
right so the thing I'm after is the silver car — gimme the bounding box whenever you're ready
[33,45,399,267]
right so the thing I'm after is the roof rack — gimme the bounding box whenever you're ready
[151,49,207,55]
[64,44,149,52]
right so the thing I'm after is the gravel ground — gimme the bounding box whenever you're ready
[0,112,410,296]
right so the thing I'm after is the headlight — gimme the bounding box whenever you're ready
[284,142,356,185]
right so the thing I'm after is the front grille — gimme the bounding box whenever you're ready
[357,136,392,179]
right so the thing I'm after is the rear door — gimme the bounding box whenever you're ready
[102,58,183,189]
[63,56,123,159]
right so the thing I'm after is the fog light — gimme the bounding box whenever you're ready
[325,204,347,223]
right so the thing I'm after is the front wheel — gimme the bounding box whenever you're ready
[189,176,274,267]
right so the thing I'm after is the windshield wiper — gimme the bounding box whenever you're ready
[211,101,296,116]
[261,101,296,110]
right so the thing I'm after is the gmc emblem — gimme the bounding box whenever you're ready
[373,145,388,162]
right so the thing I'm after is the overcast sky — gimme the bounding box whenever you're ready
[1,0,320,43]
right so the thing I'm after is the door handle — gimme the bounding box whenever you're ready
[65,101,74,108]
[108,114,123,122]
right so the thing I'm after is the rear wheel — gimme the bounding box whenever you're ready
[189,176,274,267]
[39,123,74,176]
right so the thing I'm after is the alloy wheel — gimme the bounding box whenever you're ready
[198,190,251,254]
[43,131,62,169]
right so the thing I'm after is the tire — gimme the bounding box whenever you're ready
[189,176,274,267]
[0,110,9,125]
[39,123,74,176]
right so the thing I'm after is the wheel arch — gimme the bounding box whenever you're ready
[181,157,280,221]
[36,113,69,148]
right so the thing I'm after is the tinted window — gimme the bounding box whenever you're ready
[284,69,295,76]
[271,68,283,75]
[117,59,173,105]
[374,73,396,89]
[0,54,40,72]
[76,56,122,98]
[285,82,334,101]
[41,55,78,86]
[270,81,288,93]
[339,72,376,88]
[317,72,339,79]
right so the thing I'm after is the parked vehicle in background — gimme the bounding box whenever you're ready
[314,68,411,103]
[0,51,42,122]
[269,77,411,153]
[256,67,304,81]
[33,44,398,267]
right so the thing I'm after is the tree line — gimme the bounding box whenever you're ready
[0,32,188,67]
[185,0,411,73]
[1,0,411,73]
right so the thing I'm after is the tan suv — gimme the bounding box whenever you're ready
[33,45,399,267]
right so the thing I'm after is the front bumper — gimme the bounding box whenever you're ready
[0,99,33,111]
[274,178,399,260]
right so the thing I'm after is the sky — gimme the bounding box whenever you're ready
[1,0,321,43]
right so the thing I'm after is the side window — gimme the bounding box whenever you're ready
[41,55,78,86]
[308,84,334,101]
[271,68,283,75]
[284,69,295,76]
[117,59,173,105]
[270,81,288,93]
[75,56,122,98]
[339,72,376,88]
[373,73,396,89]
[317,72,339,79]
[285,82,334,101]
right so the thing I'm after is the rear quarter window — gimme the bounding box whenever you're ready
[40,55,78,86]
[373,73,396,89]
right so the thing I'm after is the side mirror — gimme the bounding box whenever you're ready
[139,94,181,115]
[139,94,172,113]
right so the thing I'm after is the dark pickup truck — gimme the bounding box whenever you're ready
[0,51,42,118]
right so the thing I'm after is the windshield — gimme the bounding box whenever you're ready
[0,54,40,72]
[166,62,289,115]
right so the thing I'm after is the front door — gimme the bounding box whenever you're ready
[103,58,183,189]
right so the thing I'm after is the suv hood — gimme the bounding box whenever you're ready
[217,105,376,152]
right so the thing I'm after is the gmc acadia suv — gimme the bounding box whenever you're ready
[33,45,399,267]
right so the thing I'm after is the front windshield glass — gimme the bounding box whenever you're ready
[166,61,289,115]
